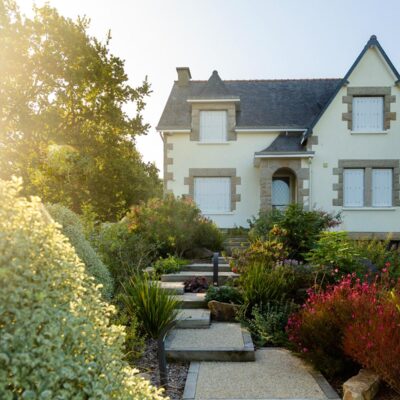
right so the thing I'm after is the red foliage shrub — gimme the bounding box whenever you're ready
[343,285,400,393]
[286,273,394,377]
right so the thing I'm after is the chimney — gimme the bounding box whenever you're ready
[176,67,191,86]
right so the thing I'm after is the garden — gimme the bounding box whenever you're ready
[1,2,400,399]
[3,174,400,399]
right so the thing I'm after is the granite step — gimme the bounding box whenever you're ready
[182,263,231,273]
[182,348,339,400]
[165,322,255,362]
[150,281,184,295]
[176,309,211,329]
[174,292,208,309]
[162,271,239,285]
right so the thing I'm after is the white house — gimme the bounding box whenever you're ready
[157,35,400,238]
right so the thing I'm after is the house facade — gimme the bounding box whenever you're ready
[157,36,400,238]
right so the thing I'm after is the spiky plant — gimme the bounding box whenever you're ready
[122,274,180,338]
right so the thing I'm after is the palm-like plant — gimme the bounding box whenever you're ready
[122,274,180,338]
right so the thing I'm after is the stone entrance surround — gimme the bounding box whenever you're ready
[259,158,310,211]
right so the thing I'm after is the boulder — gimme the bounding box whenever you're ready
[343,369,380,400]
[208,300,240,322]
[184,247,214,259]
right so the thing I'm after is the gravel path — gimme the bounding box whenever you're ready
[135,339,188,400]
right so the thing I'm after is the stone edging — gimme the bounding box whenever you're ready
[182,362,200,400]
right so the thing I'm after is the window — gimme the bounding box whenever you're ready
[194,177,231,213]
[272,177,291,210]
[372,169,392,207]
[343,168,393,208]
[199,111,227,142]
[344,169,364,207]
[352,97,384,131]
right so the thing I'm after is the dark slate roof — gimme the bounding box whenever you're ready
[157,77,341,130]
[256,132,306,154]
[193,70,237,99]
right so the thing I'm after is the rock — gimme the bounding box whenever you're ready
[184,247,214,259]
[138,372,152,382]
[343,369,380,400]
[208,300,240,322]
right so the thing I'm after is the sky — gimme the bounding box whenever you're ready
[18,0,400,175]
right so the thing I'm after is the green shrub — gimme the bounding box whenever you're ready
[111,294,145,361]
[153,255,187,276]
[242,301,297,347]
[127,195,223,257]
[355,237,400,278]
[0,178,163,399]
[306,231,364,283]
[46,203,114,299]
[122,273,181,338]
[249,204,341,260]
[230,238,288,273]
[205,286,243,305]
[238,262,297,312]
[95,221,158,291]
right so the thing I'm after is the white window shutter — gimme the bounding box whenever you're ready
[344,169,364,207]
[372,169,392,207]
[194,177,231,213]
[352,97,384,131]
[199,111,227,142]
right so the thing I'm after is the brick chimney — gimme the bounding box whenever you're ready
[176,67,191,86]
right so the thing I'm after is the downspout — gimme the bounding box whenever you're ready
[159,131,167,197]
[308,156,313,210]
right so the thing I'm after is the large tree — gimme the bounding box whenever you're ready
[0,0,161,221]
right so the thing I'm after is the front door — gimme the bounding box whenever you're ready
[272,177,290,210]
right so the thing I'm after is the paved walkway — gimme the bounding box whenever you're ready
[183,348,340,400]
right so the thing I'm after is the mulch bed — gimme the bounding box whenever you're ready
[135,339,189,400]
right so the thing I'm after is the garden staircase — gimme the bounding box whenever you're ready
[157,257,255,362]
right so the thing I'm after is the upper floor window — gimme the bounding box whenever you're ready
[199,111,227,142]
[352,96,384,132]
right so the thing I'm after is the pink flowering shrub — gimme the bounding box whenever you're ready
[343,284,400,393]
[286,273,393,377]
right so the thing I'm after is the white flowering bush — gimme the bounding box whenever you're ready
[46,203,114,299]
[0,178,165,400]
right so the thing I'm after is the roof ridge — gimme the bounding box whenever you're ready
[187,78,341,83]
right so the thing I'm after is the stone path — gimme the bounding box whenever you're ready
[157,257,339,400]
[183,348,340,400]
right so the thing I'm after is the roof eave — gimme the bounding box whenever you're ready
[187,98,240,103]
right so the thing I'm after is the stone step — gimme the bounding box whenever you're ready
[162,271,239,285]
[176,309,211,329]
[182,263,231,273]
[150,281,184,295]
[165,322,255,362]
[182,348,340,400]
[174,292,208,309]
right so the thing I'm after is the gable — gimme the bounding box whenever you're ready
[348,46,396,86]
[303,35,400,142]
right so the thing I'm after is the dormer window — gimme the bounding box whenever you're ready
[199,111,227,142]
[352,96,384,131]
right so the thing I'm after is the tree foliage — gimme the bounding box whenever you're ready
[0,178,164,399]
[0,0,161,221]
